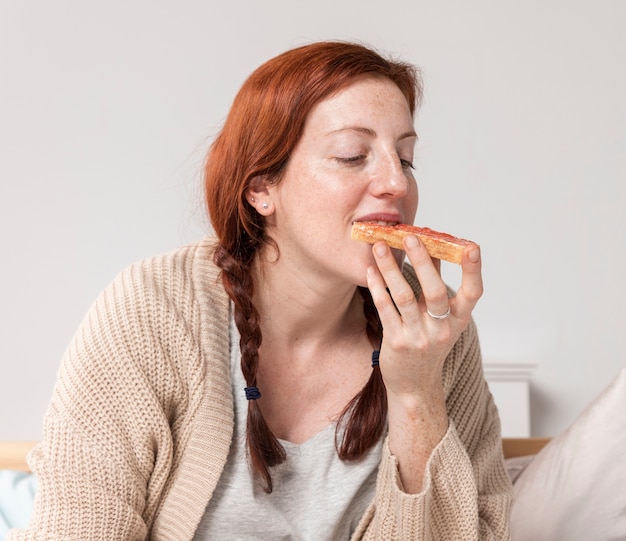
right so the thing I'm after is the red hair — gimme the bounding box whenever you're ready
[204,41,422,491]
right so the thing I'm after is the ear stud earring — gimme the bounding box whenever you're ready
[262,202,269,209]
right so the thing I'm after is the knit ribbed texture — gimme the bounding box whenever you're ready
[7,239,511,540]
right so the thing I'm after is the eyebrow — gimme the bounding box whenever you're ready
[326,126,418,141]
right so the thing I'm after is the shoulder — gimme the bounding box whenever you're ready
[70,237,229,364]
[58,237,231,423]
[117,237,221,291]
[101,237,226,313]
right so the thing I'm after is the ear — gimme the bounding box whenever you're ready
[245,175,274,216]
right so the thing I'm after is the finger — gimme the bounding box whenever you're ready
[432,256,442,275]
[402,235,450,317]
[454,244,483,315]
[366,264,403,323]
[371,242,420,318]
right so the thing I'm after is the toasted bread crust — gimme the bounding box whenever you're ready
[351,222,476,264]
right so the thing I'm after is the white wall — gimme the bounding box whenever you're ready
[1,0,625,440]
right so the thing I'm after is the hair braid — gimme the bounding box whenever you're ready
[336,287,387,459]
[213,244,286,492]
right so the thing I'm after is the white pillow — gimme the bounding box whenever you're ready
[511,367,626,541]
[504,455,534,484]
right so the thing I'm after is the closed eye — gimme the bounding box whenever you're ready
[336,155,366,165]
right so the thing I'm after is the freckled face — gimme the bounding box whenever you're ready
[265,76,418,287]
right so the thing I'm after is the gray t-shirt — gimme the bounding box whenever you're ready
[193,313,382,540]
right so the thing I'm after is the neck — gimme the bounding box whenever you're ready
[246,248,376,442]
[251,255,366,353]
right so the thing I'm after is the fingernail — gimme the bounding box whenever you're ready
[374,243,387,257]
[469,247,480,263]
[404,235,419,249]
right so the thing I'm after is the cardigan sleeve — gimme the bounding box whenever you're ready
[6,254,207,541]
[352,318,513,540]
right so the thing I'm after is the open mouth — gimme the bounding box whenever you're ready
[358,220,400,227]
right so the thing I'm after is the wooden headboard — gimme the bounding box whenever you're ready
[501,437,550,458]
[0,441,37,472]
[0,438,551,473]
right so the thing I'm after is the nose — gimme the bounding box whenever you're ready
[370,154,410,199]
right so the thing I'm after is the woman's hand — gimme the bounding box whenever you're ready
[366,234,483,492]
[367,234,482,401]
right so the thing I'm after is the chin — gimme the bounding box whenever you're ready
[346,256,372,289]
[354,274,369,289]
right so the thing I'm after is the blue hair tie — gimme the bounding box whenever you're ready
[244,386,262,400]
[371,350,380,368]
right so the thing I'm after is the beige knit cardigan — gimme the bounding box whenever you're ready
[7,238,512,540]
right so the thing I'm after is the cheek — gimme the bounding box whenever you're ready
[407,181,419,219]
[312,191,357,223]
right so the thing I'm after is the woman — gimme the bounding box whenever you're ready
[8,41,512,540]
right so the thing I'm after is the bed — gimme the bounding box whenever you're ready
[1,365,625,541]
[0,443,37,473]
[0,438,549,540]
[0,436,558,541]
[0,438,547,470]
